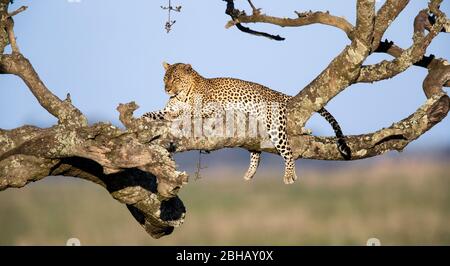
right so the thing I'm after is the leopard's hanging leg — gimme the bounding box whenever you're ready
[268,130,297,184]
[266,103,297,184]
[243,151,261,181]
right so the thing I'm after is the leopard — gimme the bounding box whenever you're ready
[144,62,351,184]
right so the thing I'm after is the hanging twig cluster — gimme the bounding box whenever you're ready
[161,0,182,33]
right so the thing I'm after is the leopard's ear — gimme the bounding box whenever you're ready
[184,64,192,70]
[162,61,171,71]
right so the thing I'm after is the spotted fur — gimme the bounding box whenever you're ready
[144,62,351,184]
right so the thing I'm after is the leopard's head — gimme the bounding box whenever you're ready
[162,62,197,97]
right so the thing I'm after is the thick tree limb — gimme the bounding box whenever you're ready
[0,122,187,238]
[114,91,448,161]
[286,0,375,135]
[220,0,448,158]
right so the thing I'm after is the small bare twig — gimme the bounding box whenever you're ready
[194,150,209,180]
[3,5,28,54]
[5,18,19,53]
[247,0,260,15]
[7,5,27,17]
[161,0,182,33]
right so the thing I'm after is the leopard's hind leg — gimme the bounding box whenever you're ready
[243,151,261,181]
[266,104,297,184]
[268,130,297,184]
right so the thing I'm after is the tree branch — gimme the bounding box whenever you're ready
[0,122,187,238]
[115,92,448,162]
[358,6,447,83]
[0,53,87,127]
[224,0,354,40]
[371,0,410,51]
[223,0,285,41]
[285,0,375,135]
[0,1,186,239]
[221,0,448,159]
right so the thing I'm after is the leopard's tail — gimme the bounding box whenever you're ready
[317,107,351,160]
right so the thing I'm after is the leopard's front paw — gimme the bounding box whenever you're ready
[283,170,297,184]
[243,173,254,181]
[243,166,257,181]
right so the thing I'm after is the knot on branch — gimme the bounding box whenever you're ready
[116,102,173,148]
[414,10,433,34]
[117,101,140,129]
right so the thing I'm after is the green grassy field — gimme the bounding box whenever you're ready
[0,158,449,245]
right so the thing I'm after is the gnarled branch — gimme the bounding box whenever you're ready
[224,0,353,40]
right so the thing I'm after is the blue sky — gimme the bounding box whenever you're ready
[0,0,449,150]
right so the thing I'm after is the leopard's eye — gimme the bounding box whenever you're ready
[172,77,182,85]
